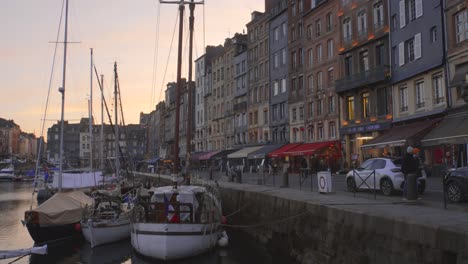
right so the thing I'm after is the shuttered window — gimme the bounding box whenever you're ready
[399,0,406,28]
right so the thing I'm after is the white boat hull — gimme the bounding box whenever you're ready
[131,222,221,260]
[82,218,130,248]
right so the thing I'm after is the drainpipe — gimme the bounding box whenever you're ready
[441,0,452,109]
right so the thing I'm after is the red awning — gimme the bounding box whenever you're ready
[199,151,220,161]
[267,143,302,158]
[283,141,337,156]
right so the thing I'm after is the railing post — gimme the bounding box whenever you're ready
[373,170,376,200]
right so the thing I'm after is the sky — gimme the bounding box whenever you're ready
[1,0,264,136]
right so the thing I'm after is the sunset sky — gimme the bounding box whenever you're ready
[1,0,264,136]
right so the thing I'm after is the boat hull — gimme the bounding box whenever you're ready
[131,222,221,260]
[81,218,130,248]
[26,222,82,244]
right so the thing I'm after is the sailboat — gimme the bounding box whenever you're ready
[130,0,226,260]
[23,0,93,244]
[0,164,16,181]
[81,62,131,248]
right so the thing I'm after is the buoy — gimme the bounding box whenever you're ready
[74,223,81,231]
[217,230,229,247]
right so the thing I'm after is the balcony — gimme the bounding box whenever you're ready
[335,65,390,93]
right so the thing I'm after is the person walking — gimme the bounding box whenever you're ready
[301,157,309,180]
[401,146,419,200]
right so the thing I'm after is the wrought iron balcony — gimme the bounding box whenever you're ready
[233,101,248,112]
[335,65,390,93]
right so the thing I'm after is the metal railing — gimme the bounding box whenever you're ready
[335,65,389,93]
[351,169,377,200]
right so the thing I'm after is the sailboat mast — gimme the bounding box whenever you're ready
[114,62,120,179]
[89,48,94,173]
[186,0,195,172]
[58,0,69,193]
[100,74,104,170]
[173,3,184,175]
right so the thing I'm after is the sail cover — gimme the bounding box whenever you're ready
[52,171,104,189]
[31,191,93,225]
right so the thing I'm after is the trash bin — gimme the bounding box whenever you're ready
[317,171,332,193]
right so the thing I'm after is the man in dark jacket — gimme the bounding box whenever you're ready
[401,146,419,200]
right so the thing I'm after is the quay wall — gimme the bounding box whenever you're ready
[133,172,468,264]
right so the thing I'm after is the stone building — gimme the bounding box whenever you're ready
[0,118,20,158]
[232,35,249,147]
[247,11,271,144]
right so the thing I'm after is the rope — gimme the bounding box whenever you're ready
[31,0,66,208]
[157,10,180,103]
[8,254,29,264]
[150,1,161,110]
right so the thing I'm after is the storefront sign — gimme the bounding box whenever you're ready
[340,122,391,135]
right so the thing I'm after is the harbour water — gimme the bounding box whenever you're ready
[0,181,296,264]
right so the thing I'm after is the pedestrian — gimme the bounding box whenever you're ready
[301,157,308,179]
[401,146,419,200]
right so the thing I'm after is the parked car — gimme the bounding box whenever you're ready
[444,167,468,203]
[346,158,427,196]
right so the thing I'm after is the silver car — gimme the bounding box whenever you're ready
[346,158,426,196]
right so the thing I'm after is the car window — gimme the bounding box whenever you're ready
[360,159,374,170]
[372,159,386,170]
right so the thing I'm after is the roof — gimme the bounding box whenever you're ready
[267,143,302,158]
[421,111,468,146]
[247,144,283,159]
[227,146,263,159]
[211,149,239,160]
[283,141,336,156]
[362,119,439,149]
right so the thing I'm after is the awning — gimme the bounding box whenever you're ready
[450,63,468,87]
[227,146,263,159]
[189,152,208,161]
[267,143,302,158]
[283,141,336,156]
[361,119,440,149]
[199,151,220,161]
[210,149,239,160]
[247,144,283,159]
[421,111,468,146]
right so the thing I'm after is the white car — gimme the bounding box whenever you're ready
[345,158,426,196]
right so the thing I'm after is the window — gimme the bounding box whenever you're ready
[317,71,323,90]
[327,67,334,85]
[292,0,296,16]
[307,24,313,39]
[362,92,370,118]
[298,75,304,93]
[360,50,369,71]
[264,110,268,124]
[343,18,352,42]
[328,96,335,113]
[308,126,314,141]
[430,27,437,43]
[292,51,297,69]
[377,87,388,116]
[308,101,314,117]
[433,74,444,104]
[358,11,367,36]
[299,48,303,66]
[292,108,297,121]
[347,96,355,120]
[298,23,303,38]
[376,45,385,66]
[308,75,314,93]
[415,80,425,108]
[326,13,333,32]
[281,78,287,93]
[345,55,353,76]
[399,86,408,112]
[327,39,334,58]
[274,53,279,68]
[316,44,322,62]
[316,19,322,37]
[308,49,313,66]
[291,27,296,41]
[392,15,397,31]
[406,0,416,22]
[272,105,278,121]
[318,126,324,140]
[282,22,287,37]
[299,106,304,120]
[318,99,323,115]
[274,27,279,41]
[374,2,384,28]
[455,10,468,43]
[282,49,287,65]
[291,78,297,92]
[273,81,279,96]
[280,103,286,118]
[329,122,336,138]
[406,38,415,62]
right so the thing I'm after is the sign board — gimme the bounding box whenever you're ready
[317,171,332,193]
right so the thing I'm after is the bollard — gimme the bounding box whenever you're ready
[281,171,289,188]
[406,173,418,200]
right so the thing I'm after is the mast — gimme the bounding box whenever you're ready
[185,0,195,173]
[100,74,104,170]
[89,48,94,173]
[159,0,204,176]
[114,62,120,179]
[58,0,69,193]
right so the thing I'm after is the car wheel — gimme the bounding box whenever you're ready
[346,177,357,192]
[446,181,464,203]
[380,178,394,196]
